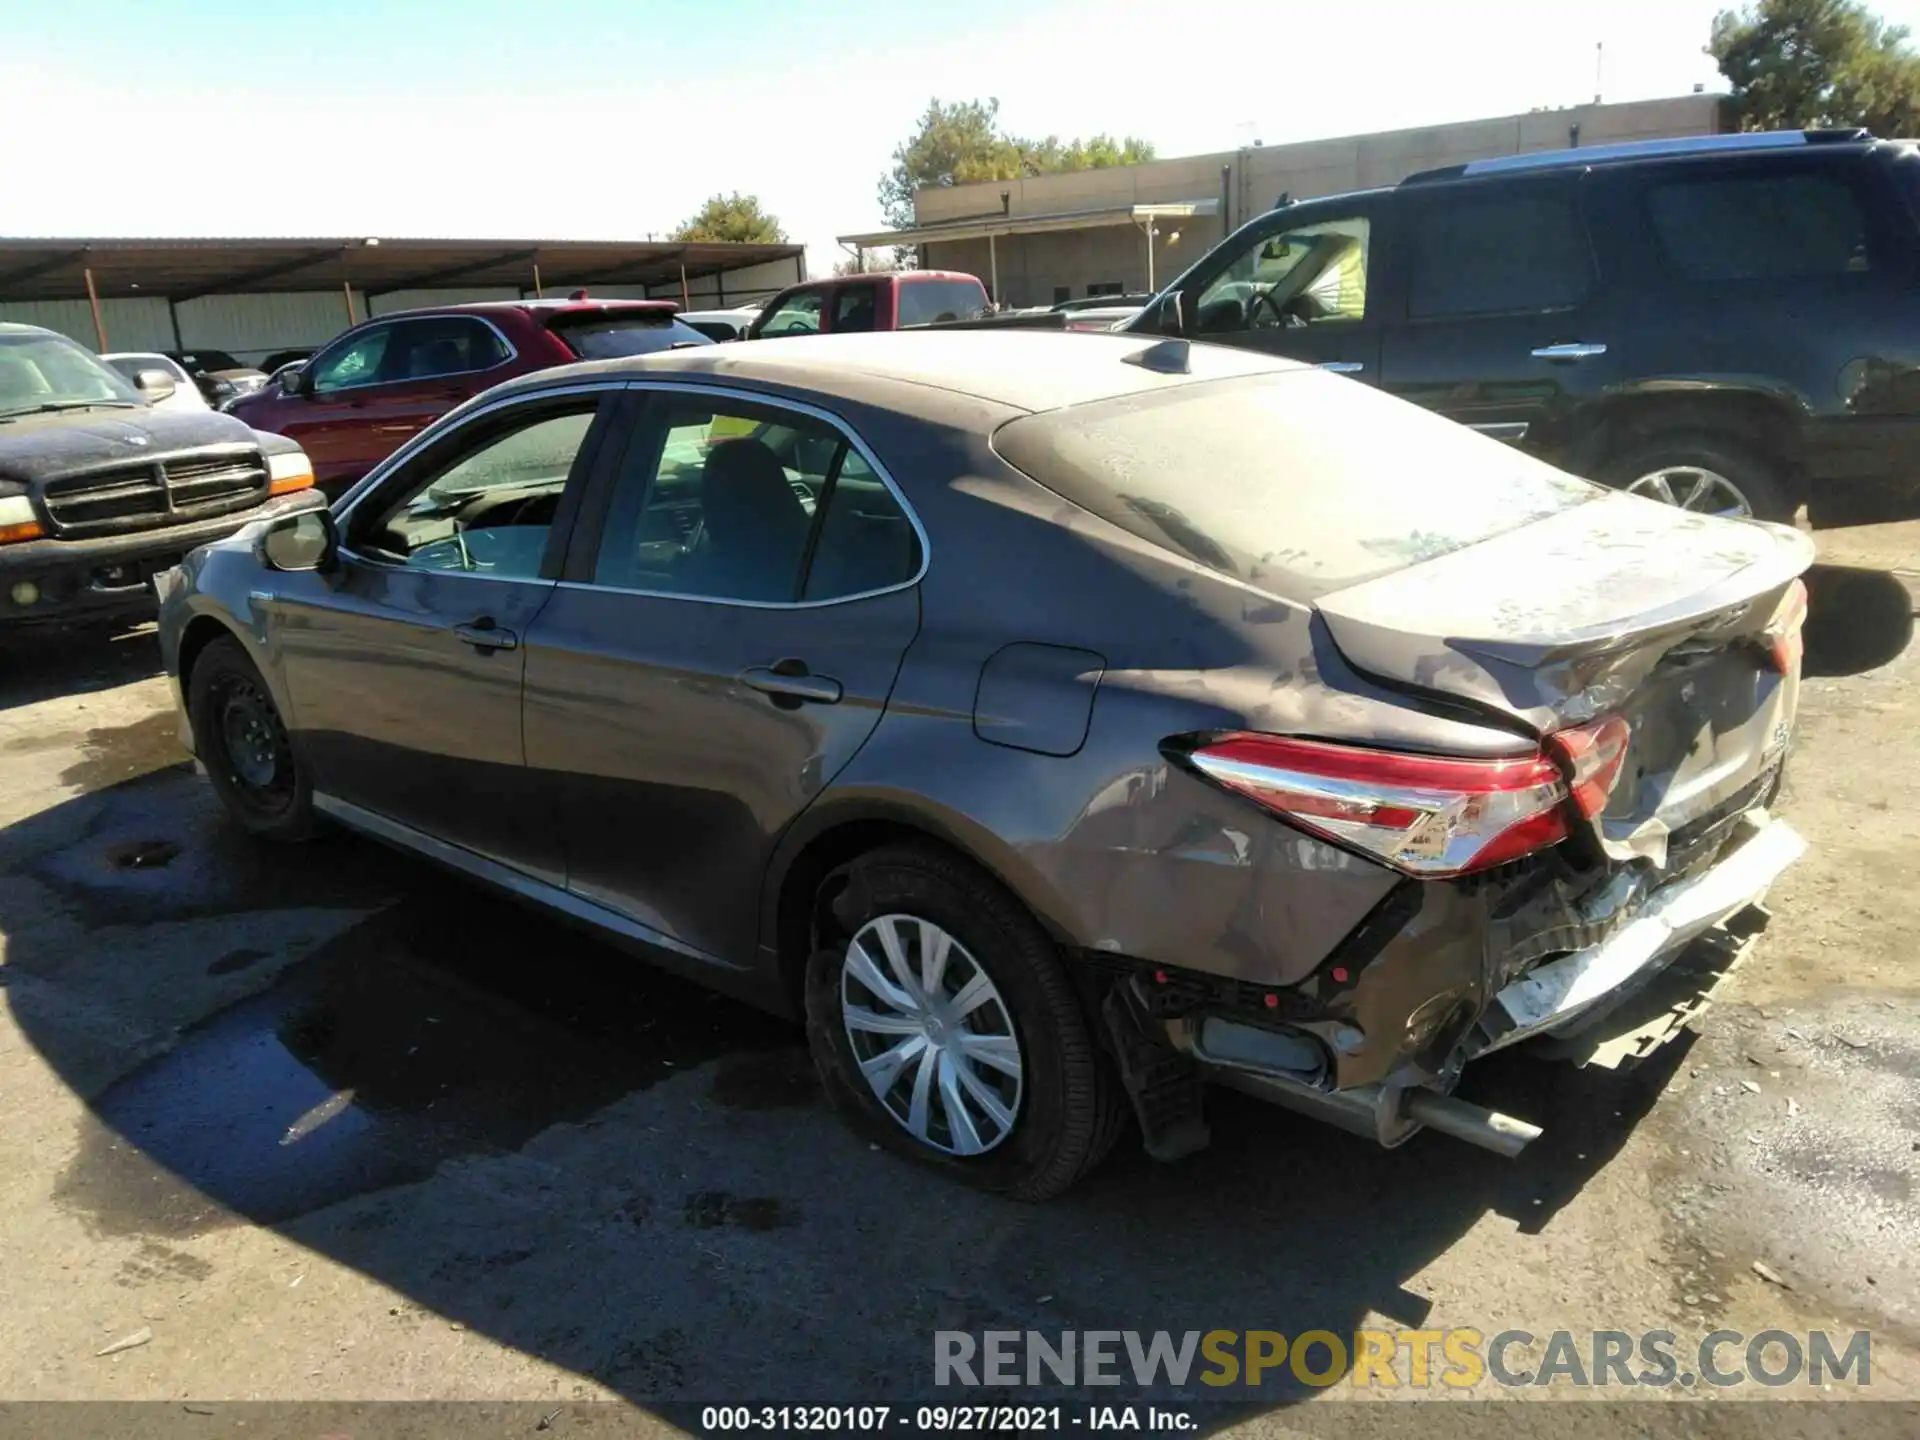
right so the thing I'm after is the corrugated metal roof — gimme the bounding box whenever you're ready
[0,237,804,303]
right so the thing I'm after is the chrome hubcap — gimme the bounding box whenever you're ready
[840,914,1024,1156]
[1625,465,1752,518]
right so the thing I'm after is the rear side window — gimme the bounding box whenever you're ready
[898,279,989,327]
[993,371,1595,600]
[551,313,712,358]
[832,283,881,333]
[1408,190,1591,318]
[383,317,511,381]
[1644,173,1870,281]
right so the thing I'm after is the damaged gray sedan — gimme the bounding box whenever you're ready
[155,331,1812,1199]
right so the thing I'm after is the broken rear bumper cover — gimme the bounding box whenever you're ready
[1153,810,1805,1156]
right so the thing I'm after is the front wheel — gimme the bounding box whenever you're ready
[187,635,317,841]
[804,843,1125,1201]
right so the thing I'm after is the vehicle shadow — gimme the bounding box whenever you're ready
[1801,562,1915,678]
[4,752,1684,1416]
[0,619,164,711]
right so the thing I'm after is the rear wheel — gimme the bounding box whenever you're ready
[1595,433,1796,523]
[804,843,1126,1201]
[187,636,316,841]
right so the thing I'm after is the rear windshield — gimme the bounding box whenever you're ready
[991,371,1597,600]
[550,314,713,359]
[898,279,989,327]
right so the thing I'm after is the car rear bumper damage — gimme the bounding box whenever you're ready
[1115,809,1803,1158]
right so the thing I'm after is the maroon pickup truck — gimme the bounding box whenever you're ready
[747,271,990,339]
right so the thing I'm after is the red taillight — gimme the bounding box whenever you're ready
[1548,713,1633,820]
[1186,733,1570,878]
[1762,577,1808,675]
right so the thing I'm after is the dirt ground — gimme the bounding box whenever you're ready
[0,522,1915,1431]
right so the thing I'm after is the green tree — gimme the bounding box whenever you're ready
[1710,0,1920,133]
[670,192,787,244]
[878,98,1156,230]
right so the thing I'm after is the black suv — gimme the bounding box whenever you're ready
[1128,129,1920,522]
[0,323,320,631]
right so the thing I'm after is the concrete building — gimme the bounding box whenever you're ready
[839,93,1724,308]
[0,237,806,365]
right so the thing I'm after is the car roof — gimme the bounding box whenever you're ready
[370,298,679,322]
[0,322,61,338]
[774,270,982,295]
[499,329,1304,418]
[1401,127,1879,186]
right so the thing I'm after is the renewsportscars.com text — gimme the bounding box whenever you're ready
[933,1328,1872,1390]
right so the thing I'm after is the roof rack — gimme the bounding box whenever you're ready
[1401,128,1873,185]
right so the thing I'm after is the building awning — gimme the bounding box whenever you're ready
[0,237,806,303]
[837,201,1219,250]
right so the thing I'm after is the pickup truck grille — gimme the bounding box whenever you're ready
[40,446,268,538]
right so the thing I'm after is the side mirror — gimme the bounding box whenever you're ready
[134,369,177,403]
[260,508,336,572]
[280,365,313,397]
[1159,291,1187,337]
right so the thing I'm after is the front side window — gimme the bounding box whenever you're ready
[832,284,881,333]
[1194,215,1370,334]
[591,399,919,604]
[1407,190,1590,318]
[351,403,599,579]
[757,291,824,337]
[309,325,393,393]
[1645,172,1870,281]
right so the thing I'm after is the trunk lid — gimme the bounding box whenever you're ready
[1314,495,1814,867]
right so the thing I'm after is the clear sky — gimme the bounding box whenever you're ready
[6,0,1920,278]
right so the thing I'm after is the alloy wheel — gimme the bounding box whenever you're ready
[839,913,1024,1156]
[1624,465,1753,518]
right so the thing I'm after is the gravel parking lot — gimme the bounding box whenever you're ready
[0,523,1916,1425]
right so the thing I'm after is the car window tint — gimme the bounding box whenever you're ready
[551,314,711,358]
[994,370,1595,601]
[897,279,989,326]
[355,405,597,578]
[802,448,921,601]
[758,291,824,337]
[309,326,393,393]
[592,401,847,602]
[832,284,881,333]
[1195,215,1370,334]
[1407,191,1590,318]
[381,317,510,382]
[1645,173,1870,281]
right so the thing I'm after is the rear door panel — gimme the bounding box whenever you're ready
[1377,174,1623,448]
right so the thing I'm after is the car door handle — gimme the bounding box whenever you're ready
[741,662,842,706]
[1531,342,1608,360]
[1317,360,1366,374]
[452,617,517,652]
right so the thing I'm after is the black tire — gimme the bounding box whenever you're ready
[186,635,317,841]
[1595,432,1797,523]
[804,842,1127,1201]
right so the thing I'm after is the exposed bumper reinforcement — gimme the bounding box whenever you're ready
[1479,812,1805,1056]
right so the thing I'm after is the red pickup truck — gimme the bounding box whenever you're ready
[747,271,990,339]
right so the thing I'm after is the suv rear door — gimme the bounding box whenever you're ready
[1583,146,1920,504]
[1176,194,1386,378]
[1375,173,1621,447]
